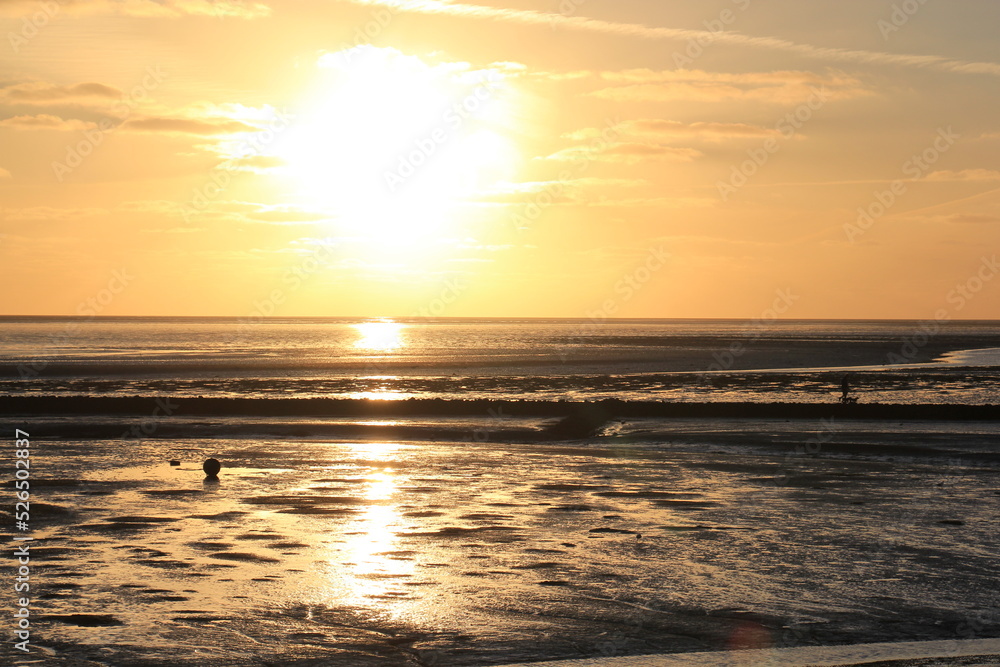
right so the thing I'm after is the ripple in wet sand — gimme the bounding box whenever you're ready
[547,505,594,512]
[208,551,281,563]
[268,541,309,549]
[188,541,234,550]
[142,489,202,497]
[49,614,123,627]
[537,483,611,491]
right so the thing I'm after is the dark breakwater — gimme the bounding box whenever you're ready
[3,395,1000,420]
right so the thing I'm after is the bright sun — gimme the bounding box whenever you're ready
[275,46,520,247]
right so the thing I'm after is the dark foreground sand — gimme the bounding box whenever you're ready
[3,409,999,666]
[497,637,1000,665]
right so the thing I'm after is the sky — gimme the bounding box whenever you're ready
[1,0,999,319]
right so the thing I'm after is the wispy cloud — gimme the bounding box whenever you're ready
[602,70,847,85]
[0,114,97,131]
[545,143,702,164]
[0,0,270,18]
[0,82,121,105]
[573,68,867,104]
[340,0,1000,77]
[562,118,781,144]
[475,177,646,204]
[1,206,108,222]
[123,116,261,135]
[619,119,781,140]
[947,214,1000,224]
[230,154,286,173]
[925,169,1000,182]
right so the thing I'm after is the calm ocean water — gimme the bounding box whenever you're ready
[2,317,1000,404]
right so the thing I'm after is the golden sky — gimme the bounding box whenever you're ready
[2,0,999,318]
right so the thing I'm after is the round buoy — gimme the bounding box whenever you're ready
[203,458,222,477]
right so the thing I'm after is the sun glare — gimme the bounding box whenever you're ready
[353,320,405,351]
[276,46,520,247]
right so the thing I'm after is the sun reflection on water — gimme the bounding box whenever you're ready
[333,446,417,612]
[351,440,404,460]
[353,320,405,352]
[346,390,415,401]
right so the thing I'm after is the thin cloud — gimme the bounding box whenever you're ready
[545,143,702,164]
[0,0,270,18]
[123,116,261,135]
[247,207,331,223]
[601,69,852,85]
[925,169,1000,182]
[591,69,869,104]
[2,206,107,222]
[341,0,1000,77]
[231,154,286,173]
[0,82,121,104]
[620,119,782,140]
[948,214,1000,224]
[475,177,646,204]
[589,197,716,209]
[0,114,97,131]
[561,120,781,152]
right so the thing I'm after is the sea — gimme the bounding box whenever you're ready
[2,316,1000,404]
[3,317,1000,665]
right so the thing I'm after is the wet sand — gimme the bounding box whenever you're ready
[5,395,1000,422]
[5,417,999,665]
[499,637,1000,666]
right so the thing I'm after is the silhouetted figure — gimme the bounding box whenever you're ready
[840,374,858,404]
[203,458,222,478]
